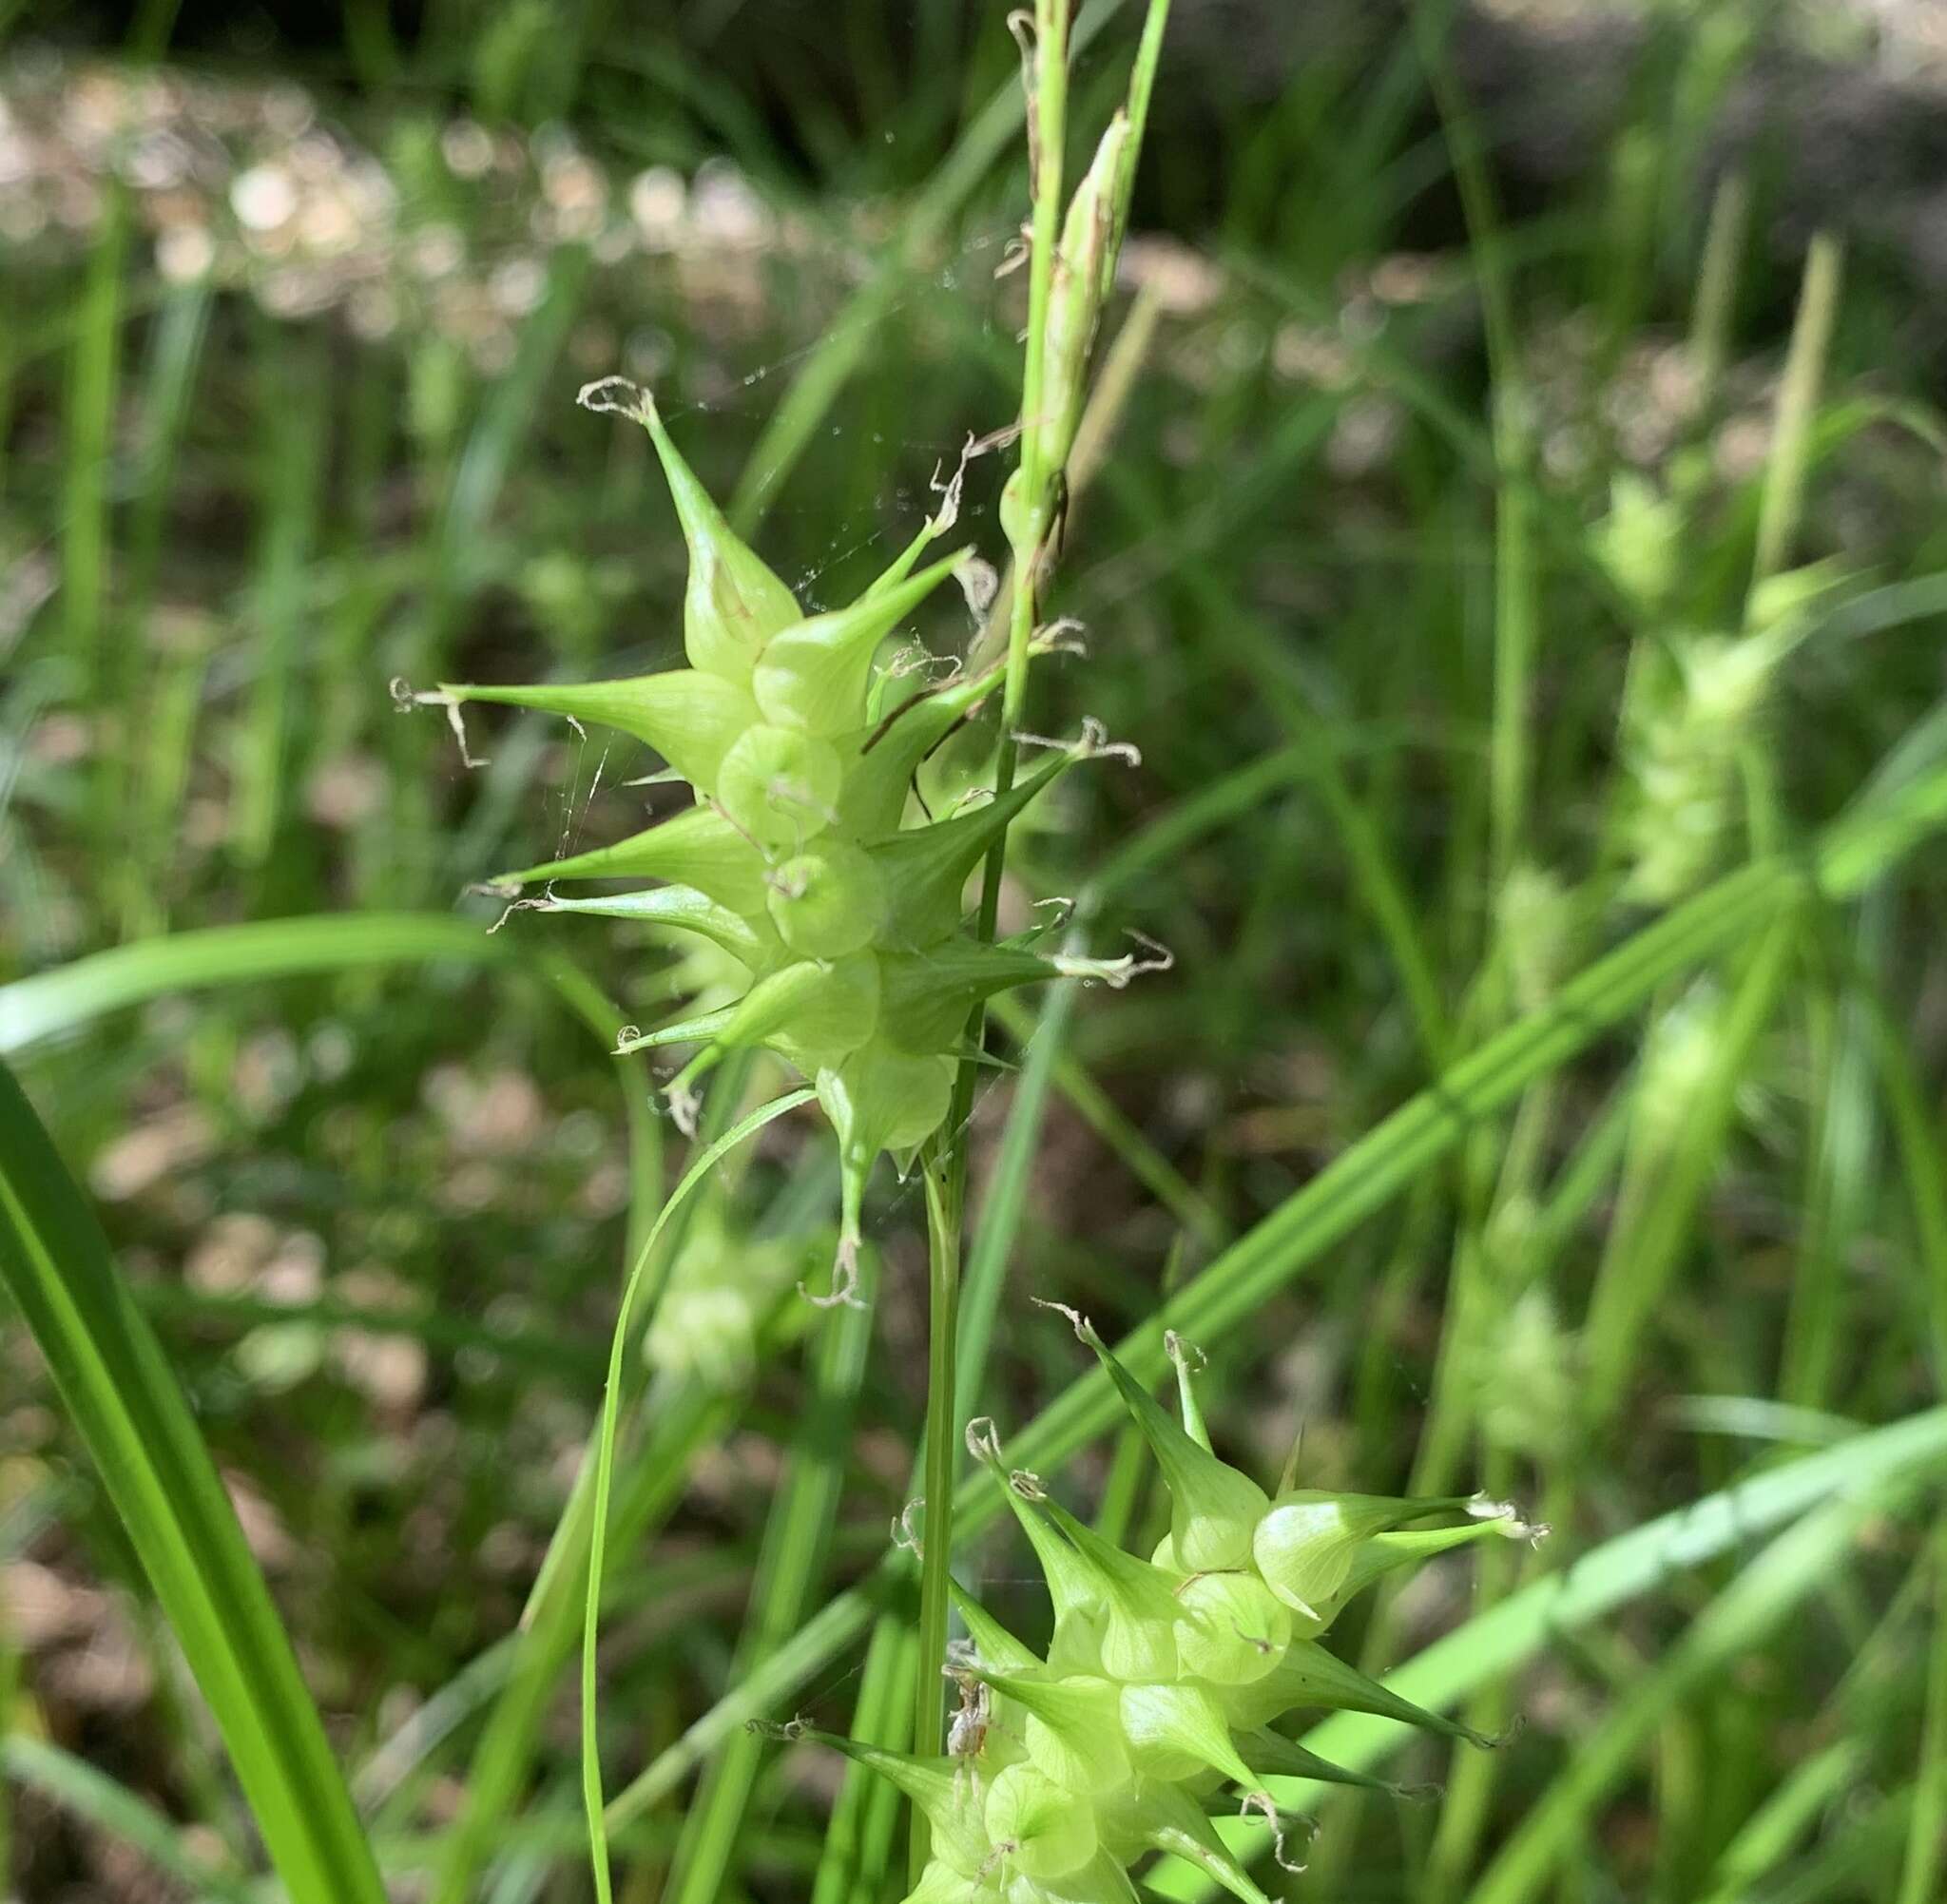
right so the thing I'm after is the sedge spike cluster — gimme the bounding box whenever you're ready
[798,1314,1543,1903]
[429,379,1143,1298]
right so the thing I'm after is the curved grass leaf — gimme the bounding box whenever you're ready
[0,906,663,1300]
[0,1737,257,1904]
[0,1060,386,1904]
[0,913,516,1054]
[581,1088,817,1904]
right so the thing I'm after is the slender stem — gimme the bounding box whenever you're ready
[579,1092,815,1904]
[924,19,1073,1812]
[945,0,1076,1225]
[1749,231,1843,602]
[1417,1,1533,888]
[916,2,1167,1874]
[975,0,1072,943]
[1689,169,1748,413]
[910,1161,961,1879]
[1898,1521,1947,1904]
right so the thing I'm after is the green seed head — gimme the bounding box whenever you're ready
[461,387,1146,1312]
[751,552,969,737]
[899,1861,993,1904]
[975,1672,1129,1798]
[1053,1308,1269,1574]
[758,952,881,1075]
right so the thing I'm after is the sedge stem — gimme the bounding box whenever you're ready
[910,1161,961,1876]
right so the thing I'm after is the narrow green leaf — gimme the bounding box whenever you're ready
[0,1061,386,1904]
[664,1248,874,1904]
[0,1737,257,1904]
[1461,1490,1898,1904]
[0,914,513,1055]
[581,1089,817,1904]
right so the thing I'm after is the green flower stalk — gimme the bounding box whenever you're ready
[429,377,1153,1300]
[778,1315,1542,1901]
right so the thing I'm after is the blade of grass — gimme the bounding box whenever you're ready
[430,1062,766,1904]
[1750,233,1844,596]
[114,261,211,935]
[1695,1738,1864,1904]
[1459,1487,1918,1904]
[1415,0,1535,888]
[428,1362,771,1904]
[1899,1523,1947,1904]
[809,1620,916,1904]
[1,913,581,1054]
[421,247,590,676]
[1582,921,1796,1421]
[1780,901,1883,1413]
[0,914,516,1054]
[0,1736,257,1904]
[0,905,665,1401]
[1859,978,1947,1383]
[0,1060,387,1904]
[603,759,1947,1825]
[959,971,1080,1402]
[233,323,327,870]
[1768,1786,1916,1904]
[1690,170,1749,413]
[64,181,124,708]
[580,1089,816,1904]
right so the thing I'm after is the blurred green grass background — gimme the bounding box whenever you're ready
[5,2,1947,1899]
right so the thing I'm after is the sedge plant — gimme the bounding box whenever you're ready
[414,9,1181,1894]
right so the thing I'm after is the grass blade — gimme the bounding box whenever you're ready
[0,1061,386,1904]
[1460,1487,1912,1904]
[0,1737,257,1904]
[0,914,513,1055]
[1899,1524,1947,1904]
[580,1089,817,1904]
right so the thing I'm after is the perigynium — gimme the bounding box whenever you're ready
[765,1310,1543,1903]
[423,377,1153,1305]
